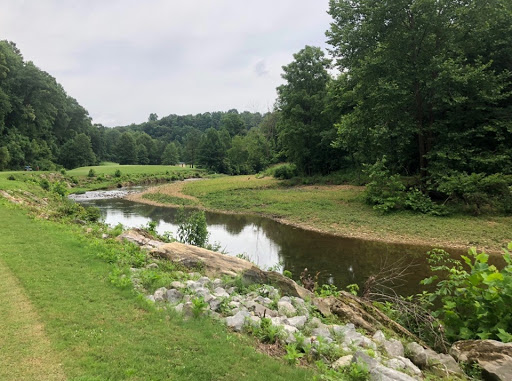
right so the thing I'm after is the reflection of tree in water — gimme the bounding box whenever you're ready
[204,213,249,235]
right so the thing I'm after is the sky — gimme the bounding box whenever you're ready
[0,0,332,127]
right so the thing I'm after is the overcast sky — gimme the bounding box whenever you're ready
[0,0,331,126]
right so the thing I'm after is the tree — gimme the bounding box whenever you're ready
[220,112,246,137]
[227,136,249,174]
[116,132,137,165]
[0,146,10,170]
[327,0,512,181]
[59,133,96,169]
[148,113,158,122]
[198,128,227,172]
[183,129,202,167]
[161,142,179,165]
[136,144,149,165]
[276,46,340,175]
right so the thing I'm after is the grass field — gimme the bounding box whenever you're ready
[67,163,196,177]
[134,176,512,254]
[0,196,316,380]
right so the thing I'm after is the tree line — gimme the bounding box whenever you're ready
[1,0,511,213]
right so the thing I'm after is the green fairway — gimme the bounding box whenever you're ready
[0,200,315,380]
[67,163,196,177]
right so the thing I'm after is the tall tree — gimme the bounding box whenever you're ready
[59,133,96,169]
[161,142,179,165]
[198,128,227,172]
[116,132,137,165]
[327,0,512,179]
[276,46,340,175]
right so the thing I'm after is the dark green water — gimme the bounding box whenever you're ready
[78,193,501,296]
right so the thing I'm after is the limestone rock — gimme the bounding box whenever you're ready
[284,316,307,329]
[277,301,297,317]
[312,327,332,340]
[226,310,251,332]
[353,351,417,381]
[213,287,230,298]
[386,356,422,377]
[245,301,277,318]
[332,355,354,370]
[451,340,512,381]
[383,339,404,358]
[373,330,386,345]
[406,342,427,368]
[170,281,185,289]
[117,229,165,249]
[165,289,184,304]
[153,287,167,302]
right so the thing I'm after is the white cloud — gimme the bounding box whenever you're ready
[0,0,331,126]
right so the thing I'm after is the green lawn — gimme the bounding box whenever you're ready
[67,164,196,177]
[0,199,315,380]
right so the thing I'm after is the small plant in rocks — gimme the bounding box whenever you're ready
[284,343,304,365]
[191,296,208,318]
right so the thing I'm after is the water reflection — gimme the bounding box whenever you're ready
[80,197,495,296]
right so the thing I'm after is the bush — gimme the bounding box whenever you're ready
[40,178,50,191]
[268,163,297,180]
[364,157,405,213]
[421,243,512,342]
[436,172,512,214]
[176,208,209,247]
[87,168,96,178]
[114,169,122,178]
[51,181,67,197]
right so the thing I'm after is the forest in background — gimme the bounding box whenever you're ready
[1,0,512,214]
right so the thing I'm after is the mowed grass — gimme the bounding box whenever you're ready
[67,164,199,177]
[0,200,315,380]
[179,176,512,253]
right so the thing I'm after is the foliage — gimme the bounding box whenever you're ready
[51,181,67,197]
[271,163,298,180]
[191,297,208,318]
[364,158,405,213]
[284,344,304,365]
[345,284,359,296]
[421,244,512,342]
[436,172,512,214]
[252,317,285,344]
[161,142,180,165]
[114,169,122,177]
[315,284,340,298]
[404,188,439,215]
[176,207,209,247]
[87,168,96,178]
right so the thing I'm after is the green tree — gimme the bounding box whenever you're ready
[183,129,202,167]
[136,144,149,165]
[198,128,227,172]
[59,133,96,169]
[276,46,340,175]
[161,142,179,165]
[220,112,246,137]
[227,136,249,174]
[116,132,137,165]
[0,146,10,170]
[327,0,512,180]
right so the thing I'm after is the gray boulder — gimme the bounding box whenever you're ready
[386,356,422,377]
[284,316,308,329]
[153,287,167,302]
[165,289,184,304]
[383,339,404,358]
[451,340,512,381]
[332,355,354,370]
[213,287,230,298]
[170,281,185,289]
[225,310,251,332]
[353,351,417,381]
[405,342,427,368]
[245,301,277,318]
[277,300,297,317]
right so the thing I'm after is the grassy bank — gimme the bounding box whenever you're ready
[0,174,316,380]
[131,176,512,254]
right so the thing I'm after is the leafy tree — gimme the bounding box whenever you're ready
[327,0,512,180]
[221,112,246,137]
[116,132,137,165]
[136,144,149,165]
[59,133,96,169]
[276,46,340,175]
[227,136,249,174]
[148,113,158,122]
[161,142,179,165]
[183,129,202,167]
[0,146,10,170]
[198,128,227,172]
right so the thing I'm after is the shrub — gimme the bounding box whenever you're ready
[87,168,96,178]
[436,172,512,214]
[176,208,209,247]
[40,178,50,190]
[268,163,297,180]
[364,157,405,213]
[114,169,122,178]
[51,181,67,197]
[421,243,512,342]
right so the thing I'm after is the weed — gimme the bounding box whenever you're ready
[191,297,208,318]
[284,344,305,365]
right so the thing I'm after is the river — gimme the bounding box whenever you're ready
[74,188,477,296]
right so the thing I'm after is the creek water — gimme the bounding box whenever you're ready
[75,188,491,296]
